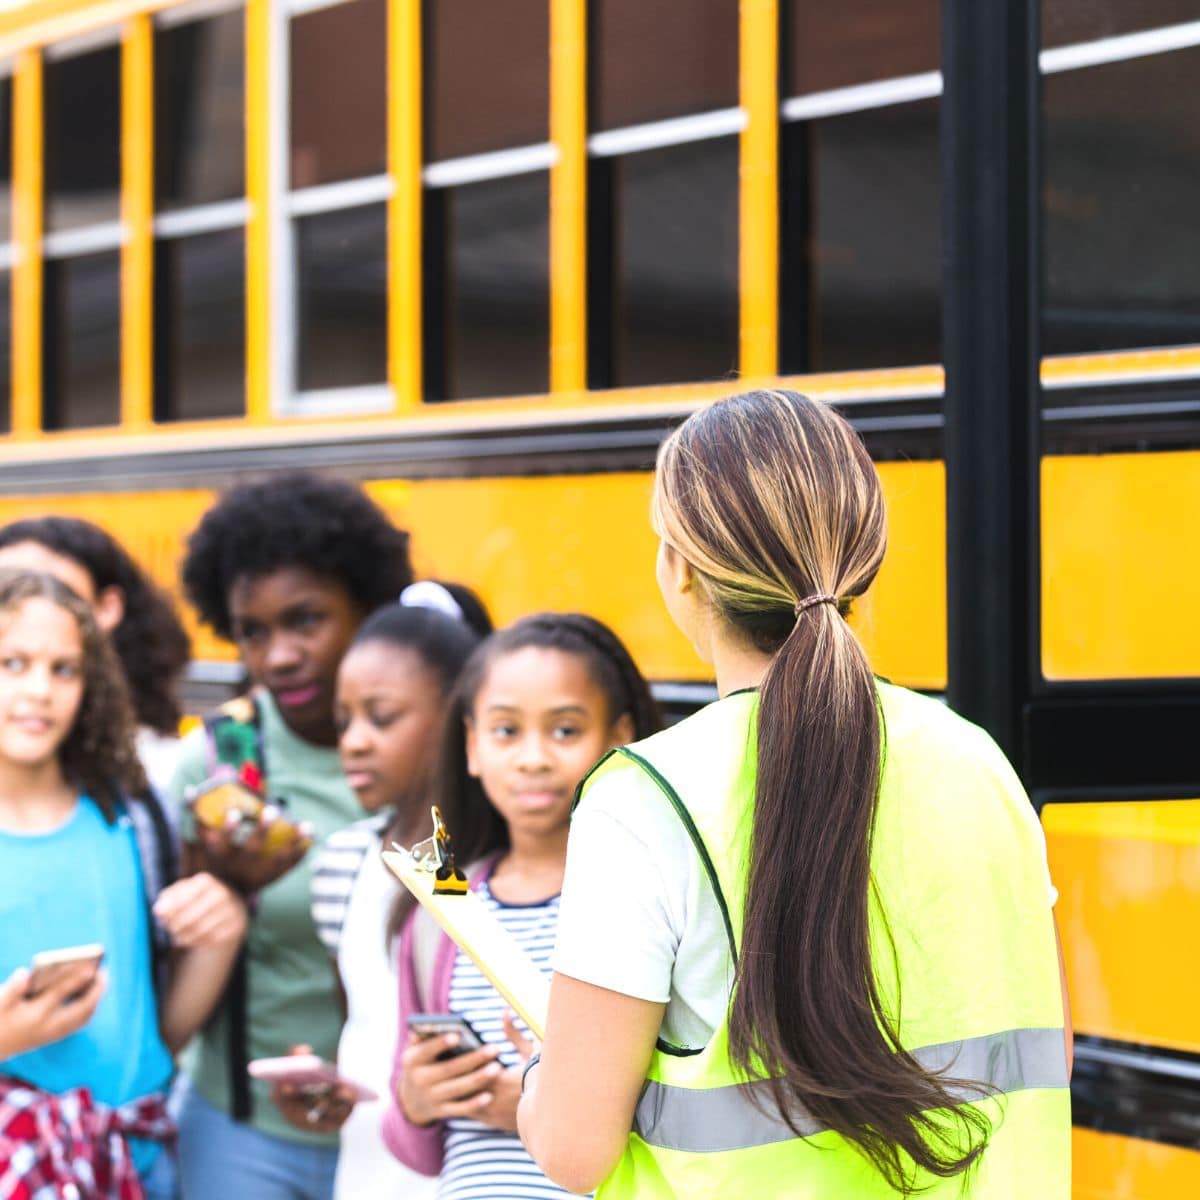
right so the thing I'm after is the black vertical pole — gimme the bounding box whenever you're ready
[942,0,1042,771]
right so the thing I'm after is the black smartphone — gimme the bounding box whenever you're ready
[407,1013,486,1058]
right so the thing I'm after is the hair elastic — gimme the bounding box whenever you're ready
[793,593,838,617]
[399,580,465,623]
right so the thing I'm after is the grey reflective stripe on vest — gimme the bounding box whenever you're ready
[634,1027,1069,1154]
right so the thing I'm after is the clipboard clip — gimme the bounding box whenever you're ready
[407,806,469,896]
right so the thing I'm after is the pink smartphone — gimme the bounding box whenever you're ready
[247,1055,378,1102]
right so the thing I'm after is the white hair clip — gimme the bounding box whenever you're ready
[399,580,465,623]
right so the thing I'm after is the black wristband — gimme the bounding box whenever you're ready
[520,1053,542,1093]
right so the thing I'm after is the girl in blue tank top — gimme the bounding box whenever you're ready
[0,569,247,1200]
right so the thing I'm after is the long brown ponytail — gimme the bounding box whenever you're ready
[653,390,990,1191]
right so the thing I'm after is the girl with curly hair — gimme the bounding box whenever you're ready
[0,570,246,1200]
[0,516,192,790]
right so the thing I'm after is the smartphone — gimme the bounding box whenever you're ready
[25,944,105,1000]
[247,1055,378,1102]
[407,1013,486,1058]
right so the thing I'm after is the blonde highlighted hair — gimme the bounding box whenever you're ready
[654,390,989,1192]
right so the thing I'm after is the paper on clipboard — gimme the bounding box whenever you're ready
[382,847,550,1038]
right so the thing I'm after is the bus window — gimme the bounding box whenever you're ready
[591,0,737,132]
[43,250,122,430]
[780,98,940,374]
[600,136,739,389]
[0,267,10,435]
[779,1,941,376]
[0,75,11,251]
[44,42,120,234]
[153,6,247,422]
[296,203,387,392]
[422,0,550,403]
[588,0,739,390]
[425,0,548,162]
[1042,0,1200,48]
[155,9,245,210]
[427,171,550,402]
[289,0,385,189]
[786,0,938,95]
[1043,44,1200,358]
[153,227,245,422]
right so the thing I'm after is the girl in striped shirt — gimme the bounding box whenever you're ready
[274,591,487,1200]
[383,614,661,1200]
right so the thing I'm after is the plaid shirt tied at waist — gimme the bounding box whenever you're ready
[0,1077,174,1200]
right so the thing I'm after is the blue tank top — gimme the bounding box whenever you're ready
[0,795,174,1171]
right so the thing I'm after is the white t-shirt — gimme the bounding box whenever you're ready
[334,837,436,1200]
[554,766,735,1049]
[135,726,182,797]
[554,728,1058,1051]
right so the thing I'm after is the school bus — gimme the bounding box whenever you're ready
[0,1,1196,1193]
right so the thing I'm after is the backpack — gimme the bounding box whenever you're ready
[201,696,267,1122]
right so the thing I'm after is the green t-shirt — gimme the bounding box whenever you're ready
[168,689,362,1144]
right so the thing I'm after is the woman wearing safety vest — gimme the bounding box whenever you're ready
[518,388,1071,1198]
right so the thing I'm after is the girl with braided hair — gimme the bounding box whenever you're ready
[382,613,660,1199]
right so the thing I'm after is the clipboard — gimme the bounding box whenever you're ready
[381,811,549,1037]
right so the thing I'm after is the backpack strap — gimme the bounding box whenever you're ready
[126,787,180,1000]
[202,694,265,1124]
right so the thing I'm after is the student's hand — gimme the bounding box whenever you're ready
[154,872,249,949]
[502,1010,538,1062]
[181,808,313,896]
[270,1045,357,1134]
[397,1032,506,1127]
[0,964,106,1060]
[476,1011,540,1133]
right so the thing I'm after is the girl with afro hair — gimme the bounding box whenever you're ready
[168,472,413,1200]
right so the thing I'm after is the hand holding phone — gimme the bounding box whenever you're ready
[252,1049,374,1134]
[249,1054,378,1101]
[398,1015,505,1128]
[0,950,106,1061]
[406,1013,485,1058]
[24,944,105,1000]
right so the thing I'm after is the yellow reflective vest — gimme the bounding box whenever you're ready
[578,683,1070,1199]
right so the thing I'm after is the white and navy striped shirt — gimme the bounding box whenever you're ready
[311,813,389,956]
[440,879,581,1200]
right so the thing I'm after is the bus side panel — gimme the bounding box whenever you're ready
[0,489,225,657]
[370,463,946,687]
[1044,799,1200,1054]
[1073,1128,1200,1200]
[1042,449,1200,681]
[0,462,947,686]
